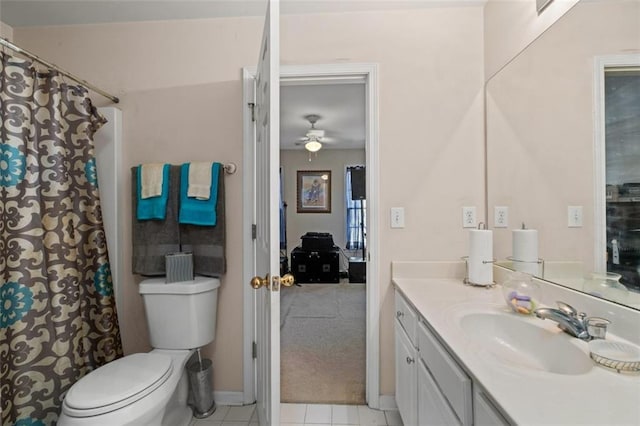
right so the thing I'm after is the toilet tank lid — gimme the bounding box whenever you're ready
[64,353,172,412]
[139,276,221,295]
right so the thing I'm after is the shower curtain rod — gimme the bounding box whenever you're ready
[0,38,120,104]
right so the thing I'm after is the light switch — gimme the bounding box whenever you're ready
[391,207,405,228]
[568,206,583,227]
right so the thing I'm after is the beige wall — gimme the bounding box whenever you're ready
[486,1,640,271]
[279,8,485,395]
[281,149,365,259]
[483,0,579,80]
[1,20,13,40]
[12,5,485,396]
[13,16,262,395]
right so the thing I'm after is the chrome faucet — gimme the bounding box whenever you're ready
[534,301,596,340]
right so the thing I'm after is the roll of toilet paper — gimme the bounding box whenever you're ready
[468,229,493,285]
[512,229,539,275]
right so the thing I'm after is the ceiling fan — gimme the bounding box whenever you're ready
[296,114,328,153]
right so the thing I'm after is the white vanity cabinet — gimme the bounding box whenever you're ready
[395,290,474,426]
[395,292,418,425]
[473,387,510,426]
[417,318,472,426]
[392,273,640,426]
[417,356,461,425]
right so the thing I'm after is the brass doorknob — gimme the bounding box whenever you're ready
[251,274,270,289]
[281,273,295,287]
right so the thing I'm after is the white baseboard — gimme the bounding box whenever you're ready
[214,392,394,410]
[377,395,398,411]
[213,391,247,406]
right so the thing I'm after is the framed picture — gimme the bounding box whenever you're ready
[297,170,331,213]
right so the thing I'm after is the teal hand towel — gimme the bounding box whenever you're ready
[179,162,220,226]
[136,164,170,220]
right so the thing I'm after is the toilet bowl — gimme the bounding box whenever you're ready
[58,350,192,426]
[58,277,220,426]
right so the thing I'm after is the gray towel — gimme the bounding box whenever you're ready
[131,165,180,275]
[180,165,226,277]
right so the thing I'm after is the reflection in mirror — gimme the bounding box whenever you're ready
[602,67,640,292]
[536,0,555,14]
[486,0,640,309]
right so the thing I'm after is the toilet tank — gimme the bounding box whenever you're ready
[139,277,220,349]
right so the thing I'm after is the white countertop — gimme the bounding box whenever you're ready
[393,278,640,426]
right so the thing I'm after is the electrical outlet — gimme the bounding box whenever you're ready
[462,206,477,228]
[391,207,405,228]
[568,206,583,227]
[494,206,508,228]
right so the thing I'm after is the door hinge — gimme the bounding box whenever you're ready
[252,224,257,240]
[248,102,256,122]
[252,341,257,359]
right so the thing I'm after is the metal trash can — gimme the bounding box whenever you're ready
[187,357,216,418]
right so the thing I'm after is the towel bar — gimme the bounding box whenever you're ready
[223,163,237,175]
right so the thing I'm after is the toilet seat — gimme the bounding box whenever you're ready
[63,353,173,418]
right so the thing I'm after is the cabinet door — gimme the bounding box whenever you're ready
[417,319,472,425]
[418,359,461,426]
[395,321,417,426]
[474,389,509,426]
[395,290,418,343]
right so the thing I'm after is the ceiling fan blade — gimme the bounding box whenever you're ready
[306,129,325,139]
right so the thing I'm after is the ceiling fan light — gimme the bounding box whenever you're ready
[305,140,322,152]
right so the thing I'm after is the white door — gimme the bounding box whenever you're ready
[252,1,288,425]
[244,64,379,410]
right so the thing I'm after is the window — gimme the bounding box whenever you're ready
[604,67,640,291]
[345,166,366,251]
[280,167,286,250]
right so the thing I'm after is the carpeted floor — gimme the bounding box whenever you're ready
[280,282,366,405]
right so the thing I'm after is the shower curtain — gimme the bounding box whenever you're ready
[0,52,123,425]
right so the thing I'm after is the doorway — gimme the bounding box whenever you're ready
[242,63,380,408]
[279,81,367,404]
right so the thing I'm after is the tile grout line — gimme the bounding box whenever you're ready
[194,403,398,426]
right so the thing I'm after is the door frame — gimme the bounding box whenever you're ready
[593,54,640,273]
[242,62,380,408]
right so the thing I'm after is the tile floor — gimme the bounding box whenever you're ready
[190,403,403,426]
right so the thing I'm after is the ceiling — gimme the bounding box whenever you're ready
[280,83,365,151]
[0,0,482,28]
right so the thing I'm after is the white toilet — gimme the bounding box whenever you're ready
[58,276,220,426]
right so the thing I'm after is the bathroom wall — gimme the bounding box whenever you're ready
[483,0,579,80]
[1,20,13,40]
[487,1,640,274]
[12,5,485,397]
[13,16,259,396]
[281,149,365,260]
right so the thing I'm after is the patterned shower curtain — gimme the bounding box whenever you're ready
[0,52,123,425]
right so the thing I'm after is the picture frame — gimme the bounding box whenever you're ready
[297,170,331,213]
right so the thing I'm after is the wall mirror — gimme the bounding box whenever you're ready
[486,0,640,310]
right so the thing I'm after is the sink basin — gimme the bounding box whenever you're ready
[458,312,593,375]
